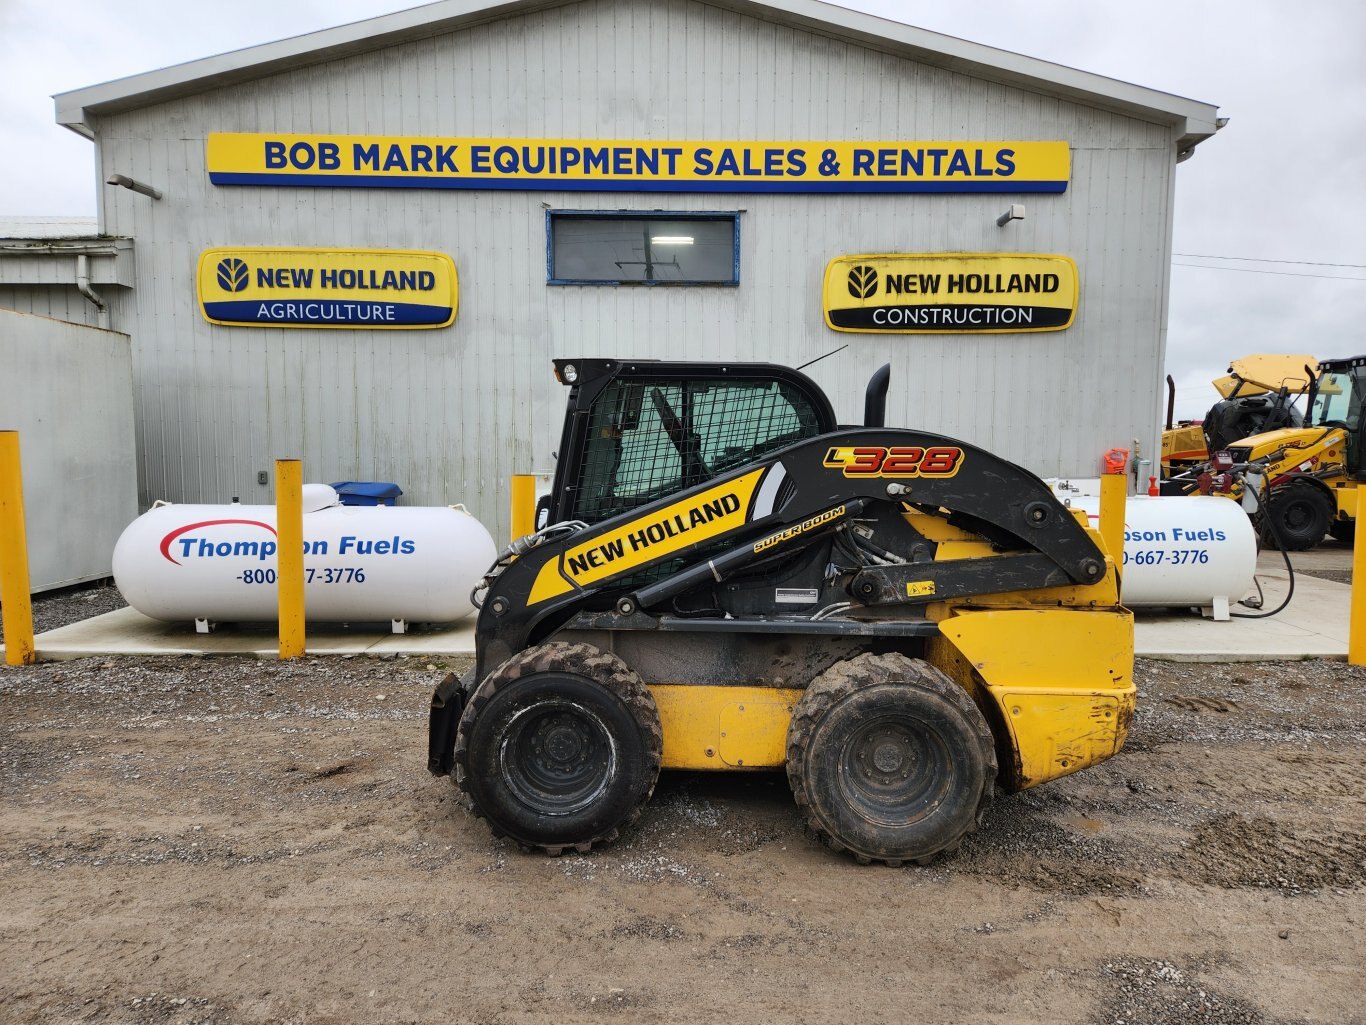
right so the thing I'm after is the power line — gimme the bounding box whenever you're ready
[1173,252,1366,269]
[1172,262,1366,282]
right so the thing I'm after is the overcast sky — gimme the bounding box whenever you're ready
[2,0,1363,419]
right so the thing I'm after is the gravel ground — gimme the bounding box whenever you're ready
[1,650,1363,1025]
[0,582,126,643]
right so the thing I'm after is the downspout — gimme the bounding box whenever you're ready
[75,253,109,329]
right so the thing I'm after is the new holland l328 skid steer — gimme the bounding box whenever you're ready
[429,358,1134,865]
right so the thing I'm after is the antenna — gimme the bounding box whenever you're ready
[795,344,848,371]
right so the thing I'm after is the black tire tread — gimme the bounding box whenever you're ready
[785,651,996,866]
[1259,480,1332,552]
[453,641,663,854]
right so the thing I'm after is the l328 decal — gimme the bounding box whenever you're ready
[822,445,965,478]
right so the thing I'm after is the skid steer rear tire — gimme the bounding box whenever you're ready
[786,652,996,866]
[454,642,662,854]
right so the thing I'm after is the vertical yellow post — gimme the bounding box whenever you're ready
[1098,472,1128,572]
[1350,486,1366,666]
[510,474,537,542]
[276,459,306,660]
[0,431,36,666]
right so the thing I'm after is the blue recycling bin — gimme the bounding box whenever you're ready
[330,481,403,507]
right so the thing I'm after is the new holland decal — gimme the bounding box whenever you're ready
[527,469,766,605]
[207,134,1070,195]
[196,248,457,328]
[824,254,1078,333]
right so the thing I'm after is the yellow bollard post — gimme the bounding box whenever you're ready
[276,459,306,660]
[1350,485,1366,666]
[1098,472,1128,579]
[0,431,36,665]
[510,474,537,542]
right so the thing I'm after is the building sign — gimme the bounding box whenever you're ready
[207,134,1070,194]
[196,248,457,328]
[823,254,1078,333]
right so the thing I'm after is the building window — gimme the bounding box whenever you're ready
[547,211,740,286]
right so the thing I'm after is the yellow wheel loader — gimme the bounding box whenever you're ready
[428,359,1134,864]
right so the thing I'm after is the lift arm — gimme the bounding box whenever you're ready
[471,428,1105,677]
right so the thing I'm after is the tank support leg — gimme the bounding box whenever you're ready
[1201,596,1231,621]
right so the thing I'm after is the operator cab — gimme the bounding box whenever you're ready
[542,359,838,527]
[1307,356,1366,474]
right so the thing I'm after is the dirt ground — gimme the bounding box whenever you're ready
[2,648,1364,1025]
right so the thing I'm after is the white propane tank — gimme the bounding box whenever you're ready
[113,484,497,626]
[1051,483,1258,619]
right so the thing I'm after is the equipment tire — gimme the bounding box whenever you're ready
[785,652,996,866]
[454,642,662,854]
[1261,482,1333,551]
[1329,519,1355,545]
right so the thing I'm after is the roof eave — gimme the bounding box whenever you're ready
[54,0,1220,151]
[55,0,574,135]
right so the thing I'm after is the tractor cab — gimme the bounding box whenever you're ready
[1307,356,1366,475]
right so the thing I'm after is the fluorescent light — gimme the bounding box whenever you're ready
[650,235,694,245]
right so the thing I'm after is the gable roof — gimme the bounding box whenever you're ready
[54,0,1220,154]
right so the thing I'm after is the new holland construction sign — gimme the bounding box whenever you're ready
[823,254,1078,333]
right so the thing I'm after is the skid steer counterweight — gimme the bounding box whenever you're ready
[430,358,1134,864]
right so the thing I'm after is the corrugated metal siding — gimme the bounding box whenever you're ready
[0,308,138,591]
[96,0,1175,538]
[0,286,111,327]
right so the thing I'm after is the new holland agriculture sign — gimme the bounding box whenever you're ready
[206,134,1071,194]
[823,254,1078,333]
[196,248,457,328]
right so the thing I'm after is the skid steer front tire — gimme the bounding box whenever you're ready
[454,642,662,854]
[786,652,996,866]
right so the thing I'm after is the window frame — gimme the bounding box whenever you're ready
[546,210,741,287]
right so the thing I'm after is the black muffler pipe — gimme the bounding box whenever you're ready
[864,364,891,428]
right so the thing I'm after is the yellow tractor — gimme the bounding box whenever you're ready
[1209,355,1365,549]
[1161,354,1316,479]
[429,359,1134,864]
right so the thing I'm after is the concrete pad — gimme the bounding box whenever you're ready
[16,607,476,661]
[7,547,1355,664]
[1134,548,1351,661]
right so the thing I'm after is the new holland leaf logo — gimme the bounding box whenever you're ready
[217,258,249,293]
[847,265,878,299]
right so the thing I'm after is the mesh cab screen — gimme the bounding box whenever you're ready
[572,377,822,523]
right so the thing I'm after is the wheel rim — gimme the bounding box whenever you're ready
[499,700,617,816]
[1282,499,1315,531]
[833,713,953,827]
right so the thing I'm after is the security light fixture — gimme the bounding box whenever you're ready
[650,236,694,245]
[106,174,163,200]
[995,204,1025,227]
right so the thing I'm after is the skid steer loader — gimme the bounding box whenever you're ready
[428,358,1134,865]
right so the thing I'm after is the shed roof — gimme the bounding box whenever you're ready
[54,0,1220,153]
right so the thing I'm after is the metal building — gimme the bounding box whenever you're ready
[46,0,1220,539]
